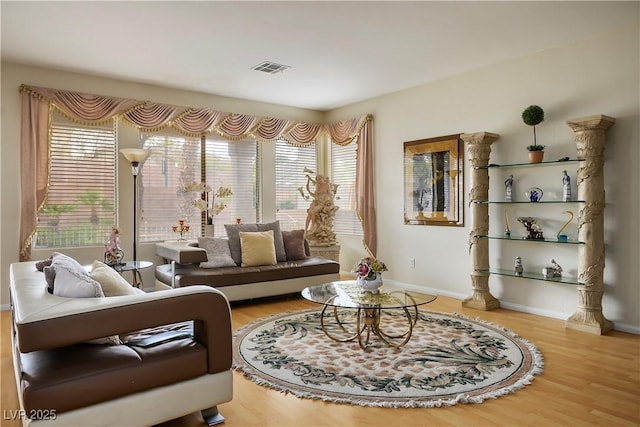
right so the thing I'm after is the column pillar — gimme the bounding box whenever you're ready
[462,132,500,310]
[566,115,615,334]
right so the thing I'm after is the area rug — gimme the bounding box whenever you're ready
[233,309,544,408]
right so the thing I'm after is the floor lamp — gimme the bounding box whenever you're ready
[120,148,150,263]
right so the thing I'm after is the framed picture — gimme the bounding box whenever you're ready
[403,134,463,226]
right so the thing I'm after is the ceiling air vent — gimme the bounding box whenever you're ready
[251,61,291,74]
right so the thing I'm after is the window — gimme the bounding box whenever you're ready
[331,140,362,236]
[35,115,117,248]
[140,135,259,241]
[203,137,260,235]
[275,140,317,231]
[140,134,201,242]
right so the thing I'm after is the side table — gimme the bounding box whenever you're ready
[114,261,153,288]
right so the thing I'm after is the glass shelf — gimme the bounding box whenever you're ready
[477,158,583,169]
[477,268,581,285]
[473,200,585,204]
[478,235,584,245]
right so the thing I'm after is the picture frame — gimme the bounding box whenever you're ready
[403,134,464,226]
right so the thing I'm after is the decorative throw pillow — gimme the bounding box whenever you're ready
[239,230,277,267]
[257,221,287,262]
[35,257,53,271]
[90,260,138,297]
[43,266,56,293]
[282,229,307,261]
[198,237,236,268]
[51,251,87,274]
[224,223,259,265]
[53,266,105,298]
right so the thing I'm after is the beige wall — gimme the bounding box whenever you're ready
[2,24,638,332]
[328,25,639,332]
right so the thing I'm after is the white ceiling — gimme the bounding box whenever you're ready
[1,1,637,112]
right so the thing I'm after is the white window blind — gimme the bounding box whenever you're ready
[275,140,317,231]
[331,140,362,236]
[35,116,117,248]
[140,136,259,241]
[204,138,260,236]
[140,135,202,242]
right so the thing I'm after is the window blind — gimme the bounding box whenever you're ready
[140,134,202,242]
[204,138,260,236]
[331,140,363,236]
[140,135,259,241]
[35,116,117,248]
[275,140,317,231]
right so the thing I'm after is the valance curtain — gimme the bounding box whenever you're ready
[19,84,376,259]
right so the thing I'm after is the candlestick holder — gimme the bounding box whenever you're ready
[172,219,190,242]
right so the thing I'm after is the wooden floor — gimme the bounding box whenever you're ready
[2,294,639,427]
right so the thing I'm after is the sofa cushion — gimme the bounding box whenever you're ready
[53,265,105,298]
[282,229,307,260]
[155,256,340,288]
[225,221,286,265]
[257,221,286,262]
[224,223,258,265]
[90,260,138,297]
[198,237,236,268]
[240,231,277,267]
[19,326,206,415]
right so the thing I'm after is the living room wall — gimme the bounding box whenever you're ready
[2,24,638,333]
[327,24,639,332]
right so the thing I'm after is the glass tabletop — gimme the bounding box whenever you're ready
[302,280,437,309]
[114,261,153,272]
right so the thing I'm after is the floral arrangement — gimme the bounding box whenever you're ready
[183,181,233,223]
[352,256,388,281]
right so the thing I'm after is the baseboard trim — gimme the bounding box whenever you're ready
[383,279,640,335]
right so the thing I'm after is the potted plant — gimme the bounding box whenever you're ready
[522,105,545,163]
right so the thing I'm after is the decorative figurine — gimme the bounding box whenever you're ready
[514,256,523,276]
[104,226,125,266]
[504,209,511,238]
[299,168,339,246]
[525,187,544,202]
[551,259,563,277]
[518,216,544,240]
[543,259,563,279]
[562,170,571,202]
[557,210,574,242]
[505,174,514,202]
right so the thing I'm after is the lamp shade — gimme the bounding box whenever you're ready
[120,148,150,164]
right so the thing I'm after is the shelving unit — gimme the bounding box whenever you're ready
[461,115,615,334]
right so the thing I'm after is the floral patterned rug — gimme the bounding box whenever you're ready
[233,309,544,408]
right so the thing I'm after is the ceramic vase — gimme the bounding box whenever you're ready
[357,273,383,294]
[204,224,215,237]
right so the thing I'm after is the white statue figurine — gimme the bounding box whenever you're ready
[562,170,571,202]
[514,256,523,276]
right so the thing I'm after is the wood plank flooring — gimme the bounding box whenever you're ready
[2,294,639,427]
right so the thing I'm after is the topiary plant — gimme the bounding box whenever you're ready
[522,105,545,150]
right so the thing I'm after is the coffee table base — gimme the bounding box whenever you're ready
[319,294,419,350]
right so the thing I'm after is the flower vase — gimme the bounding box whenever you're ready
[204,224,215,237]
[357,273,383,294]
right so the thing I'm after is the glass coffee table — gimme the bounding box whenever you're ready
[302,280,437,350]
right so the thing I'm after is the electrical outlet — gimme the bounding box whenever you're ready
[409,258,416,268]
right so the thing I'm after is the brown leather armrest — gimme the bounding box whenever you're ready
[14,288,232,374]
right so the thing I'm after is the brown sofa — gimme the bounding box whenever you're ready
[155,240,340,301]
[10,261,233,427]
